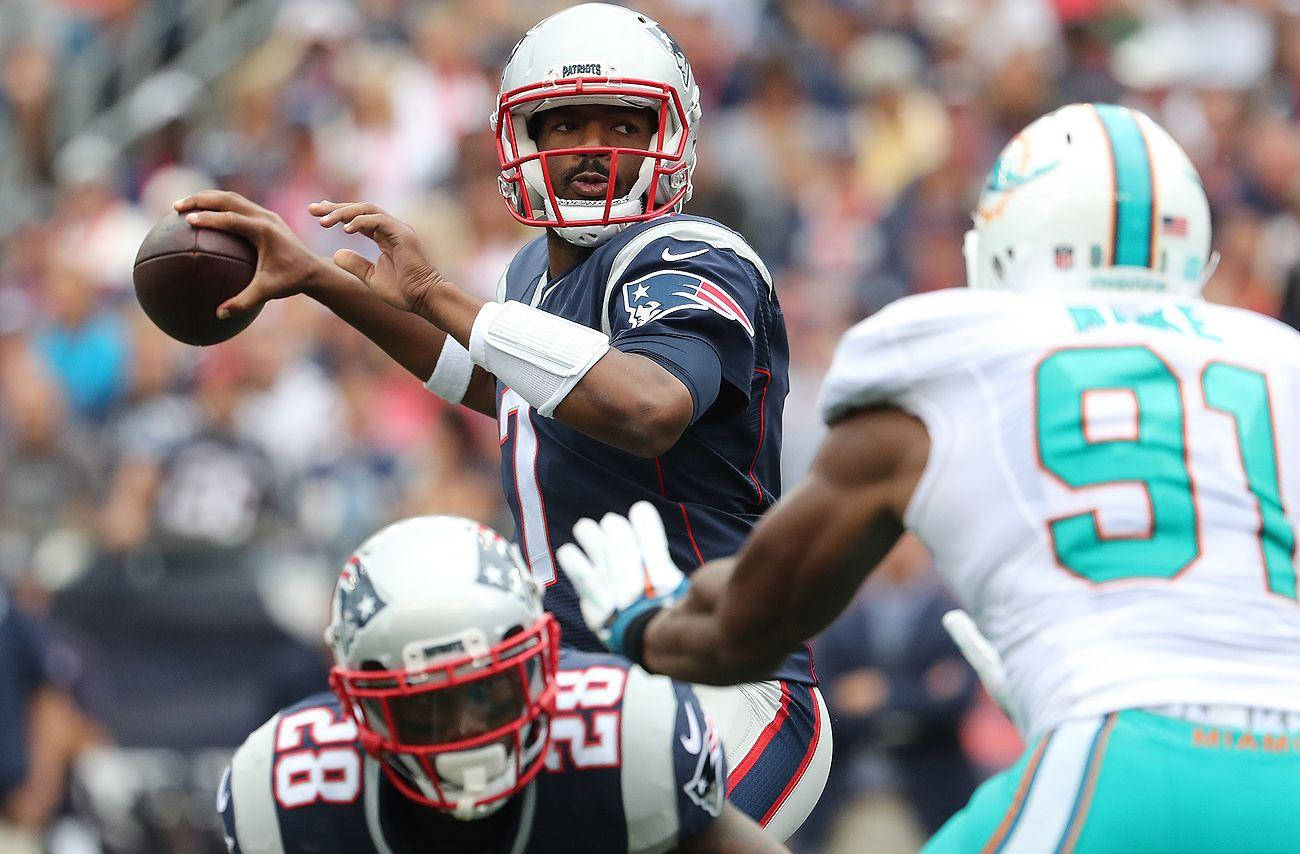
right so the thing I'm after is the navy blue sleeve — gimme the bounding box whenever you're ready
[606,238,763,419]
[670,681,727,842]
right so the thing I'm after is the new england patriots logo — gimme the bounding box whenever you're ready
[474,525,535,609]
[336,557,387,658]
[622,270,754,337]
[679,701,724,817]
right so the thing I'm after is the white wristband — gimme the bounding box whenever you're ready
[468,300,610,417]
[424,336,473,404]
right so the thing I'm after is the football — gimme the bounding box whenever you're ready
[133,210,260,346]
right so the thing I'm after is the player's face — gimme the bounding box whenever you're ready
[385,670,528,744]
[532,104,655,202]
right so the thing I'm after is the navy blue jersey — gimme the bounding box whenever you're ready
[219,649,726,854]
[0,591,47,799]
[494,214,810,683]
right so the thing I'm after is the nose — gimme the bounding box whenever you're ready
[577,118,613,150]
[448,702,491,741]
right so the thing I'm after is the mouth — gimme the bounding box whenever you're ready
[566,171,611,200]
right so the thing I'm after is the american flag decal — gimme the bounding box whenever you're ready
[1161,215,1188,236]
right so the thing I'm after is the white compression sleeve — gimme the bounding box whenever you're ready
[468,301,610,417]
[424,336,473,404]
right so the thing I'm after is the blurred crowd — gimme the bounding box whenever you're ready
[2,0,1300,851]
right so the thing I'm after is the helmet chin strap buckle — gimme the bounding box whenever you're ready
[434,743,511,819]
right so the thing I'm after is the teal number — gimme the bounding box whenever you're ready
[1037,347,1198,582]
[1203,363,1297,599]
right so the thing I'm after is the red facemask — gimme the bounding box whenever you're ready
[494,77,692,229]
[330,613,560,812]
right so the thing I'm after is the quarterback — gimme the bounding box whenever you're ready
[560,103,1300,852]
[179,3,827,838]
[218,516,786,853]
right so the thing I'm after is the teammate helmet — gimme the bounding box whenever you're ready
[965,103,1212,296]
[492,3,702,247]
[325,516,560,820]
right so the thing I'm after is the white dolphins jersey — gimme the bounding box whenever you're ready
[820,288,1300,739]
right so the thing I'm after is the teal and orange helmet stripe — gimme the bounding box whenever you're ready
[1092,104,1158,269]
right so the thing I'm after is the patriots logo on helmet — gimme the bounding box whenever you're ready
[679,701,724,817]
[651,24,692,90]
[475,525,536,609]
[622,270,753,337]
[337,557,387,657]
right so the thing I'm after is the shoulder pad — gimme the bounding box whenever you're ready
[224,694,370,854]
[600,218,771,335]
[819,289,1016,423]
[617,668,724,851]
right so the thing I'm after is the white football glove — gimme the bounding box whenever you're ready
[556,501,688,658]
[941,609,1024,731]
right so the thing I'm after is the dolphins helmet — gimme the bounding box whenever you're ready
[965,103,1212,296]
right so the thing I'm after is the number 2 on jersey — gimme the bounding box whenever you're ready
[1036,346,1297,598]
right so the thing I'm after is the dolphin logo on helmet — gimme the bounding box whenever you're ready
[965,103,1212,297]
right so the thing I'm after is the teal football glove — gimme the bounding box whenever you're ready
[557,501,688,660]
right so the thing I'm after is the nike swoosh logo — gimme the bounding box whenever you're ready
[662,246,709,263]
[680,702,702,753]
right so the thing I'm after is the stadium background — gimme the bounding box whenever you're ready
[0,0,1294,851]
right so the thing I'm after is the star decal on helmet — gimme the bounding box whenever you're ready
[336,557,388,658]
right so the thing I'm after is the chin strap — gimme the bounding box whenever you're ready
[544,193,646,248]
[433,742,513,820]
[452,765,488,820]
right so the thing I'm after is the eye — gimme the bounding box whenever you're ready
[550,120,578,134]
[612,122,640,135]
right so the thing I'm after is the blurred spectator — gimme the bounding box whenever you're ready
[230,315,348,486]
[289,359,405,564]
[2,38,55,188]
[0,351,99,595]
[31,254,131,423]
[0,586,105,853]
[49,134,152,295]
[99,343,277,567]
[843,32,951,210]
[804,535,978,853]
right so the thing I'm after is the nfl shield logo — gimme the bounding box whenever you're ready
[1055,245,1074,269]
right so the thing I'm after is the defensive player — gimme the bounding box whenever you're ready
[559,103,1300,852]
[179,3,827,838]
[218,515,786,853]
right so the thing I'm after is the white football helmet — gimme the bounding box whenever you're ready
[965,103,1213,296]
[325,516,559,820]
[492,3,702,247]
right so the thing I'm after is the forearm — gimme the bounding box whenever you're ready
[642,567,789,685]
[310,261,450,380]
[684,802,790,854]
[551,351,692,456]
[641,530,826,685]
[428,289,691,455]
[642,461,908,684]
